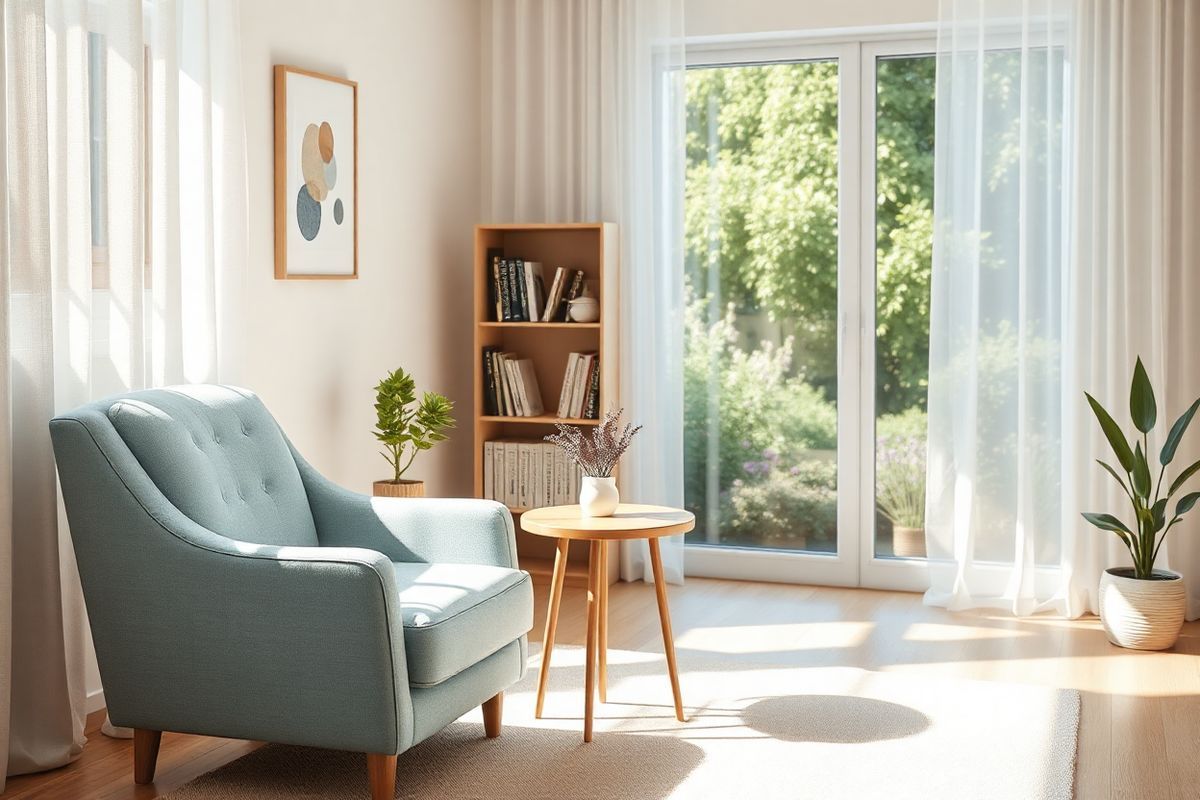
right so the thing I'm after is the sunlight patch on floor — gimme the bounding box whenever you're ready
[674,621,875,654]
[901,622,1035,642]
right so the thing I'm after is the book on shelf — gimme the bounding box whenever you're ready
[510,259,527,321]
[482,346,499,416]
[541,267,567,322]
[583,357,601,419]
[497,258,513,321]
[483,439,583,510]
[523,261,546,322]
[487,249,503,321]
[486,259,588,324]
[563,269,586,310]
[556,351,600,419]
[482,347,546,417]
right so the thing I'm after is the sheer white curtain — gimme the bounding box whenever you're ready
[483,0,687,582]
[1,0,245,783]
[927,0,1200,616]
[1065,0,1200,618]
[925,0,1071,614]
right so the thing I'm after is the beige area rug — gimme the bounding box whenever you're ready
[165,646,1078,799]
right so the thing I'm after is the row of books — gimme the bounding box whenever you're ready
[482,347,544,417]
[484,440,584,509]
[557,352,600,420]
[489,254,587,323]
[481,348,601,419]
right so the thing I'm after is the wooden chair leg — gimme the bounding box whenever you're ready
[133,729,162,785]
[367,753,397,800]
[483,692,504,738]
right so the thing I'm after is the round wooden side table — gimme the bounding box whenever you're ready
[520,503,695,742]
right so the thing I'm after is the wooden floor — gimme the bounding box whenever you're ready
[5,577,1200,799]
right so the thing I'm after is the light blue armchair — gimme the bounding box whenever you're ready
[49,385,532,799]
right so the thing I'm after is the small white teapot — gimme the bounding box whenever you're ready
[568,296,600,323]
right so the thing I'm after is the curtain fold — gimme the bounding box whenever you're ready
[1,0,245,783]
[1065,0,1200,618]
[927,0,1200,617]
[925,0,1072,614]
[483,0,687,583]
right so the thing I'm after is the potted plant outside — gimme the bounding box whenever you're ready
[372,367,455,498]
[876,433,927,558]
[546,408,641,517]
[1083,357,1200,650]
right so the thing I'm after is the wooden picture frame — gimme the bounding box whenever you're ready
[273,65,358,280]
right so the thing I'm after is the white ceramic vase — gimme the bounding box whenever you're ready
[579,476,619,517]
[1098,567,1186,651]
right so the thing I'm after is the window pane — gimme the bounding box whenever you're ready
[683,60,840,554]
[873,55,934,559]
[88,32,108,250]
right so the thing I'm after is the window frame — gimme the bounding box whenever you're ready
[680,27,939,591]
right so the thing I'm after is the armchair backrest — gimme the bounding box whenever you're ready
[72,385,318,547]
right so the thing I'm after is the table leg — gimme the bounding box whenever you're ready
[535,537,570,719]
[648,538,686,722]
[598,540,609,702]
[584,539,601,742]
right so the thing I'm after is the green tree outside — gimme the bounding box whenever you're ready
[684,56,935,547]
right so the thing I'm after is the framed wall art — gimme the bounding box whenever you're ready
[273,65,358,279]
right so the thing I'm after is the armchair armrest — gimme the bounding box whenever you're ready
[291,446,518,569]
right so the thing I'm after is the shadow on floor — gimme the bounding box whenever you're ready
[742,694,930,743]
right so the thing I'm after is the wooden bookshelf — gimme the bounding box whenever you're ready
[472,223,619,586]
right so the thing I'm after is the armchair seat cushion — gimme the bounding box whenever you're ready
[393,562,533,687]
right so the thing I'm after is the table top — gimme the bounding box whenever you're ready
[519,504,696,541]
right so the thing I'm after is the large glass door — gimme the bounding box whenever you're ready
[682,37,935,589]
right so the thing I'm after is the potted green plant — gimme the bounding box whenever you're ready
[1083,357,1200,650]
[876,433,927,558]
[372,367,455,498]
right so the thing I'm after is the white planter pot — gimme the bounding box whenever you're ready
[579,476,619,517]
[1098,567,1186,651]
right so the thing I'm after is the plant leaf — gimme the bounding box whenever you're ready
[1176,491,1200,517]
[1161,397,1200,466]
[1152,498,1168,532]
[1096,460,1132,497]
[1169,458,1200,496]
[1081,512,1133,535]
[1132,441,1152,499]
[1086,392,1135,472]
[1130,357,1157,434]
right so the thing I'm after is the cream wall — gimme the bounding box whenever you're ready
[229,0,481,498]
[685,0,937,37]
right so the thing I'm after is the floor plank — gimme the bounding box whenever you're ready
[4,577,1198,799]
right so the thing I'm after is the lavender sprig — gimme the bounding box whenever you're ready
[545,408,642,478]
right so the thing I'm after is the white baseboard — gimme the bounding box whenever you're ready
[86,687,106,715]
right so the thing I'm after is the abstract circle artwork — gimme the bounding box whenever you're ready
[297,119,342,236]
[275,66,356,278]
